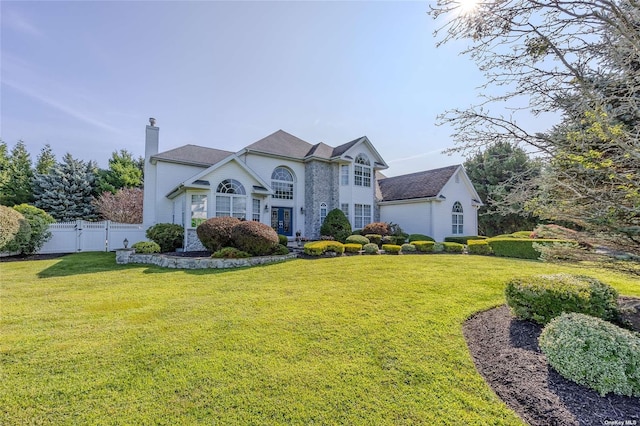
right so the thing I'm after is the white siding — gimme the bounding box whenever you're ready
[380,202,433,237]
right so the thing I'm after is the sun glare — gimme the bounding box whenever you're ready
[458,0,479,15]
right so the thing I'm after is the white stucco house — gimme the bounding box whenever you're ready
[142,121,482,250]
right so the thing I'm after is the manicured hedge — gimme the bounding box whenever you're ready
[196,217,241,252]
[231,221,279,256]
[487,238,572,260]
[146,223,184,252]
[212,247,251,258]
[400,243,417,253]
[505,274,620,325]
[363,243,379,254]
[444,236,487,245]
[344,243,363,253]
[303,241,345,256]
[467,239,492,255]
[408,234,434,242]
[411,241,435,253]
[539,313,640,397]
[442,242,464,253]
[131,241,160,253]
[381,244,401,254]
[365,234,382,246]
[346,235,369,245]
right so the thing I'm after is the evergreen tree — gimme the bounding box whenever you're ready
[96,149,144,194]
[0,140,9,194]
[0,140,34,206]
[33,153,98,221]
[35,144,56,175]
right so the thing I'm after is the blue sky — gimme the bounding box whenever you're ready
[2,1,499,176]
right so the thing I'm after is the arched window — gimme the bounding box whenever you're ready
[452,202,464,235]
[216,179,246,218]
[354,154,371,187]
[271,167,294,199]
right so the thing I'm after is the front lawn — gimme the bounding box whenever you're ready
[1,253,638,425]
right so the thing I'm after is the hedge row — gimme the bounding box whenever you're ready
[487,238,573,260]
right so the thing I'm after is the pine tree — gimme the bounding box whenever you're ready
[96,149,144,194]
[0,140,9,194]
[0,140,34,206]
[33,153,98,221]
[35,144,56,175]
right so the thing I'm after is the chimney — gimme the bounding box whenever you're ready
[143,118,159,227]
[145,117,159,159]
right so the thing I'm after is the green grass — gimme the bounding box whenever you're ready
[2,253,638,425]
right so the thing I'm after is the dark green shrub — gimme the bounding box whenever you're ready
[2,213,31,254]
[196,217,241,252]
[272,244,290,255]
[11,204,55,255]
[351,229,363,235]
[278,234,289,246]
[344,243,362,253]
[0,206,25,251]
[362,222,390,236]
[363,243,379,254]
[212,247,251,259]
[442,242,464,253]
[411,241,435,253]
[444,236,486,245]
[320,209,352,243]
[382,244,401,254]
[381,235,397,245]
[346,235,369,245]
[401,243,417,253]
[231,221,279,256]
[487,238,571,260]
[408,234,435,242]
[365,234,382,246]
[395,235,407,245]
[539,313,640,397]
[146,223,184,252]
[505,274,620,325]
[132,241,160,253]
[467,239,492,255]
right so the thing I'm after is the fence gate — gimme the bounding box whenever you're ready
[38,221,147,254]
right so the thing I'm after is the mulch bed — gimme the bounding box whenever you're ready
[0,253,70,262]
[463,302,640,426]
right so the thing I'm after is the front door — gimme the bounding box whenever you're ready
[271,207,293,237]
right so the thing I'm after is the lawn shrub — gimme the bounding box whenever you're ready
[442,242,464,253]
[303,241,345,256]
[196,217,241,252]
[131,241,160,253]
[272,244,290,255]
[278,234,289,246]
[539,313,640,397]
[504,274,620,325]
[467,239,492,255]
[381,235,397,245]
[362,222,390,236]
[0,206,25,251]
[320,209,352,243]
[2,213,31,254]
[231,221,279,256]
[146,223,184,252]
[365,234,382,246]
[411,241,435,253]
[382,244,401,254]
[346,235,369,245]
[344,243,363,253]
[401,243,416,253]
[487,238,571,260]
[444,236,487,245]
[395,235,407,245]
[211,247,251,259]
[363,243,379,254]
[351,229,363,235]
[11,204,55,255]
[408,233,435,242]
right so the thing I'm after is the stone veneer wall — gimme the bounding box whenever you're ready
[116,249,297,269]
[304,160,339,239]
[185,228,206,252]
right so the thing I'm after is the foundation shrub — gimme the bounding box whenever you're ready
[196,217,241,252]
[278,234,289,246]
[320,209,352,243]
[0,205,23,250]
[362,222,390,236]
[411,241,435,253]
[345,235,369,245]
[444,236,487,245]
[382,244,401,254]
[131,241,160,254]
[401,243,417,253]
[363,243,379,254]
[467,239,492,255]
[212,247,251,259]
[365,234,382,246]
[408,234,435,242]
[487,238,572,260]
[272,244,290,255]
[146,223,184,252]
[504,274,620,325]
[442,242,464,253]
[231,221,279,256]
[344,243,363,253]
[381,235,397,245]
[11,204,55,255]
[539,313,640,397]
[303,241,345,256]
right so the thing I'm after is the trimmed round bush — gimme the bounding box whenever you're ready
[467,239,492,255]
[344,243,362,253]
[346,234,369,245]
[411,240,435,253]
[132,241,160,253]
[408,233,434,242]
[146,223,184,252]
[303,241,345,256]
[365,234,382,246]
[400,243,417,253]
[278,234,289,246]
[363,243,379,254]
[11,204,55,255]
[362,222,390,236]
[382,244,401,254]
[272,244,290,255]
[539,313,640,397]
[381,235,397,245]
[231,221,279,256]
[505,274,620,325]
[320,209,352,243]
[0,205,24,250]
[212,247,250,258]
[196,217,241,252]
[442,242,464,253]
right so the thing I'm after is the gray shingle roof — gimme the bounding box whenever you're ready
[378,165,460,201]
[332,137,364,158]
[152,144,234,167]
[244,130,314,159]
[306,142,334,159]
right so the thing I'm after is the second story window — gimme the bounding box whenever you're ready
[216,179,246,219]
[271,167,294,199]
[354,154,371,187]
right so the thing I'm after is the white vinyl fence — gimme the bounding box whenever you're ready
[39,221,147,254]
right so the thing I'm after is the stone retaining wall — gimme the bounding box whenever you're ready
[116,249,297,269]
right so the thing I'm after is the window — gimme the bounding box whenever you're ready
[354,203,372,229]
[271,167,294,199]
[252,199,261,221]
[452,202,464,234]
[216,179,246,219]
[320,202,328,225]
[190,194,207,227]
[354,154,371,187]
[341,203,349,219]
[341,165,349,186]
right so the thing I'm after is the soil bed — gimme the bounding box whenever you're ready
[463,303,640,426]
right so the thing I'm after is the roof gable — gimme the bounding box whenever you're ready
[378,165,460,201]
[152,144,233,167]
[333,136,388,169]
[244,130,314,159]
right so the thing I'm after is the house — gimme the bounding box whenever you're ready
[142,120,482,250]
